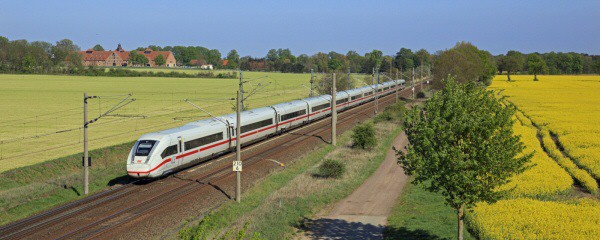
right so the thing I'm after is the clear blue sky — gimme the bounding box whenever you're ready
[1,0,599,57]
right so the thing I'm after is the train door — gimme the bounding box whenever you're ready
[175,136,184,166]
[228,125,235,149]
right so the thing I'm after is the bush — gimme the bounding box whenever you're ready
[316,159,345,178]
[351,122,377,149]
[416,91,426,98]
[374,103,406,123]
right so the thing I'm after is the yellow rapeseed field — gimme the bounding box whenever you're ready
[467,75,600,239]
[468,198,600,240]
[490,75,600,180]
[498,116,572,197]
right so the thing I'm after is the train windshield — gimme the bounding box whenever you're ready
[135,140,157,156]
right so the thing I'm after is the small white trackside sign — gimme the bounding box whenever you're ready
[233,161,242,172]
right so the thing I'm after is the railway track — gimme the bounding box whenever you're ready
[0,86,417,240]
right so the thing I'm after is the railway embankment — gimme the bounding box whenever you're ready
[179,102,407,239]
[0,140,137,225]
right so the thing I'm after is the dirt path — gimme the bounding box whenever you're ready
[298,132,409,240]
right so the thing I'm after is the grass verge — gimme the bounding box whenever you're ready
[180,103,405,239]
[0,141,132,225]
[385,183,476,240]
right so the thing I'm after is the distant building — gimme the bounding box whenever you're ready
[200,64,214,70]
[79,44,177,67]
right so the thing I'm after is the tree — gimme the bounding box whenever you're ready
[395,48,415,71]
[502,50,525,81]
[478,50,497,86]
[328,58,343,71]
[130,51,149,66]
[51,39,80,65]
[154,54,166,66]
[527,54,547,81]
[433,42,496,88]
[93,44,104,51]
[364,49,383,72]
[398,78,532,240]
[415,48,432,68]
[227,49,240,69]
[594,59,600,74]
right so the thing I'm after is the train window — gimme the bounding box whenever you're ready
[311,103,329,112]
[364,91,373,96]
[384,87,389,90]
[135,140,157,156]
[241,118,273,133]
[377,88,382,92]
[336,98,348,105]
[351,95,361,100]
[161,145,178,158]
[281,109,307,121]
[185,132,224,150]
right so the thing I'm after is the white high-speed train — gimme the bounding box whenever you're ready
[127,80,405,178]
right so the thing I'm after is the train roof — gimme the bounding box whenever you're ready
[271,100,308,113]
[356,85,374,92]
[345,88,363,95]
[271,100,307,108]
[302,94,331,104]
[220,106,276,125]
[138,124,198,141]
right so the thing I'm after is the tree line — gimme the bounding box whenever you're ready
[2,35,600,79]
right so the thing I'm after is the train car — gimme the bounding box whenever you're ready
[357,86,375,101]
[271,100,309,132]
[302,95,332,121]
[334,91,350,111]
[346,88,364,107]
[128,78,409,179]
[220,107,277,146]
[374,83,385,96]
[127,118,229,178]
[381,82,393,96]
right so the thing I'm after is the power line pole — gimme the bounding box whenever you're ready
[310,69,314,97]
[239,70,245,111]
[235,89,242,203]
[83,93,91,195]
[412,67,415,99]
[427,64,431,85]
[375,68,380,114]
[83,93,134,195]
[395,70,399,103]
[331,73,337,145]
[420,64,424,92]
[347,69,351,90]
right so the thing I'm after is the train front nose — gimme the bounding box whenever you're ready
[127,163,151,178]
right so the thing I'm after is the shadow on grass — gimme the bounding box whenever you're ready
[383,226,450,240]
[298,217,385,240]
[297,217,448,240]
[69,186,81,196]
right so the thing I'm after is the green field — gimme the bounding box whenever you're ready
[0,72,312,172]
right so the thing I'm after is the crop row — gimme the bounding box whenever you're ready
[489,75,600,181]
[498,117,572,197]
[468,198,600,240]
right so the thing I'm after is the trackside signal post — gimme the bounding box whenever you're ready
[235,89,242,203]
[310,69,315,97]
[83,93,94,195]
[83,93,135,195]
[331,73,337,145]
[375,68,380,114]
[412,67,415,99]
